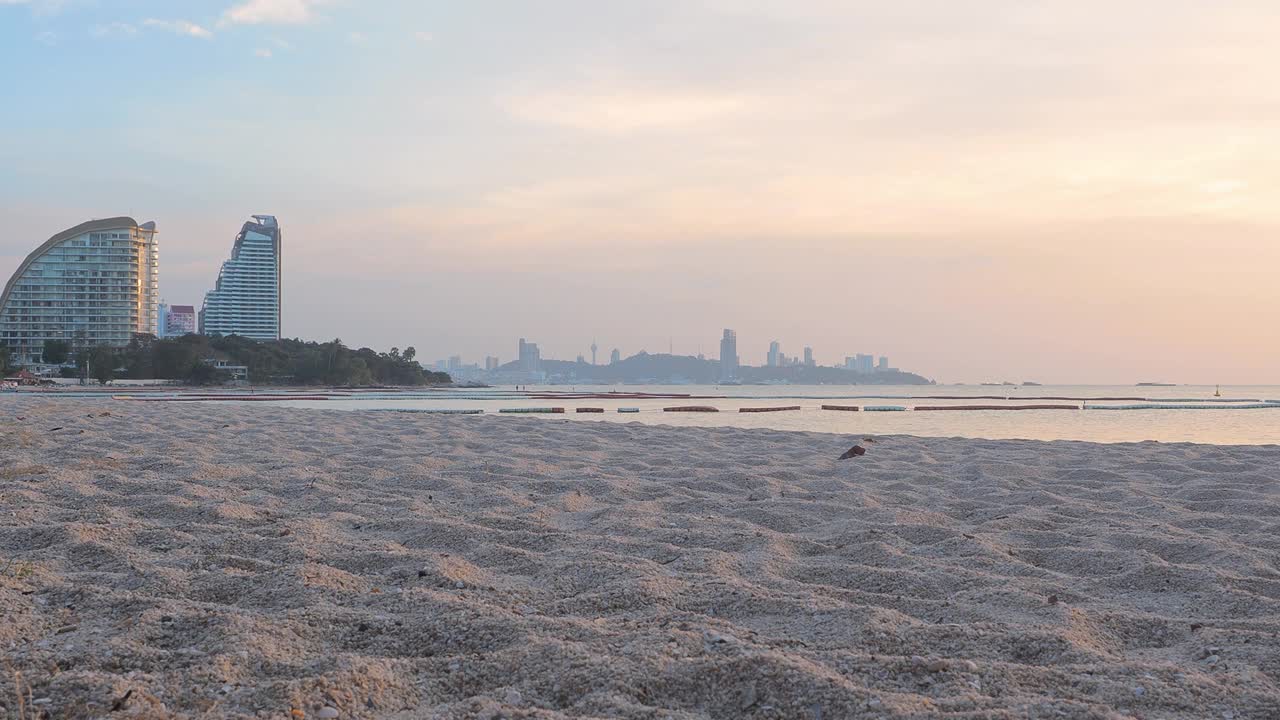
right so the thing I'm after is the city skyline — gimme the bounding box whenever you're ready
[438,330,897,378]
[0,209,1258,384]
[3,2,1278,383]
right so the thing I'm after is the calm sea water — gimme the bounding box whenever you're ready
[275,384,1280,445]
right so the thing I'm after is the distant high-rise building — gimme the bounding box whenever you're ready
[610,348,621,365]
[719,329,739,381]
[591,339,598,365]
[485,356,500,371]
[767,340,781,368]
[804,346,814,367]
[162,305,196,337]
[576,353,585,363]
[1,217,159,365]
[448,355,463,371]
[518,338,541,373]
[200,215,281,340]
[856,353,875,373]
[877,356,889,372]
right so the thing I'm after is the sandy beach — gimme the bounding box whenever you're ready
[2,399,1278,719]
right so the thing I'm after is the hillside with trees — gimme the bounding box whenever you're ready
[33,334,453,386]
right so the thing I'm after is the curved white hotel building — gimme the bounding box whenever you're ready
[200,215,282,341]
[0,217,159,365]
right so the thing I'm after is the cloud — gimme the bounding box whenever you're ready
[143,19,214,39]
[413,31,432,43]
[91,22,138,37]
[222,0,323,25]
[255,48,273,58]
[33,30,55,45]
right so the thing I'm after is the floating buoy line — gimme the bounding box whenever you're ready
[8,387,1273,414]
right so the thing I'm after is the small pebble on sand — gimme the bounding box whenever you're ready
[317,707,340,719]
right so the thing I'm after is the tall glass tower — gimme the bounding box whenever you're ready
[0,217,158,365]
[200,215,281,340]
[719,329,738,382]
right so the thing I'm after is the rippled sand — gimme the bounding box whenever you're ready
[2,398,1279,718]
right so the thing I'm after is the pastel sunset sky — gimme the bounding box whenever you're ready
[2,0,1277,382]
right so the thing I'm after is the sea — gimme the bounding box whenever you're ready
[269,384,1280,446]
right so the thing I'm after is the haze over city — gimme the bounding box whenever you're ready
[3,0,1277,383]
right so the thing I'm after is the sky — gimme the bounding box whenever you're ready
[2,0,1278,384]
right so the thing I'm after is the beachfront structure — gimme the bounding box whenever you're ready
[719,329,738,381]
[0,217,159,365]
[200,215,281,341]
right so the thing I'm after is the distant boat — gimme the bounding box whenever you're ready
[1137,382,1176,387]
[1022,381,1043,386]
[1215,385,1222,397]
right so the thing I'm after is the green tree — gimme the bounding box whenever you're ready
[153,340,201,379]
[122,334,157,378]
[88,346,117,385]
[188,361,228,386]
[41,339,71,365]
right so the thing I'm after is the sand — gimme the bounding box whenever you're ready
[1,398,1279,719]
